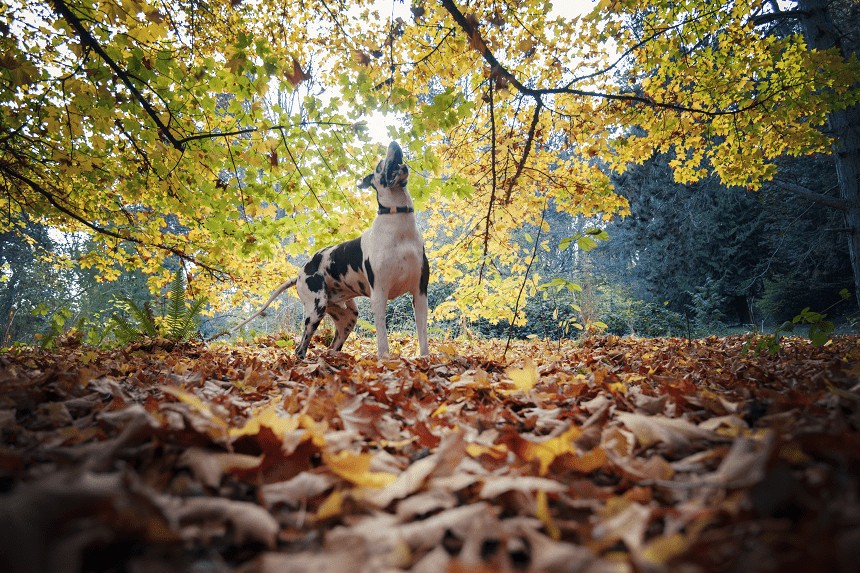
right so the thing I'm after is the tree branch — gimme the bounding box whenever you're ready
[49,0,186,151]
[772,179,850,211]
[277,128,328,215]
[750,9,809,27]
[439,0,768,117]
[0,163,230,279]
[478,80,498,285]
[504,202,547,358]
[175,122,360,146]
[503,98,543,204]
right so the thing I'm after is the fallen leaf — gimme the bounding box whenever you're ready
[505,357,539,392]
[616,412,717,452]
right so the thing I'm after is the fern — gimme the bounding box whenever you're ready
[166,268,188,341]
[171,297,205,342]
[110,267,205,345]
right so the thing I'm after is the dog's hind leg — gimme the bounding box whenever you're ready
[328,299,358,352]
[413,252,430,356]
[296,276,327,359]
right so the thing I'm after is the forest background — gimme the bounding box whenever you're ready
[2,0,859,348]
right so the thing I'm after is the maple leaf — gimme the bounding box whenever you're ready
[504,357,539,392]
[323,450,398,489]
[285,55,311,87]
[500,425,582,475]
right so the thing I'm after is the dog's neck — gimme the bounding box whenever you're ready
[376,186,413,215]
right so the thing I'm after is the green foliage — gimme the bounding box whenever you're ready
[785,307,835,347]
[743,290,850,355]
[112,300,159,344]
[603,300,688,338]
[558,228,610,253]
[165,269,207,343]
[686,278,728,332]
[31,305,72,348]
[111,268,204,344]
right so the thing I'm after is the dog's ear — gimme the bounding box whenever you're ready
[358,173,374,189]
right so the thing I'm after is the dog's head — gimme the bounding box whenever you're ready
[359,141,409,191]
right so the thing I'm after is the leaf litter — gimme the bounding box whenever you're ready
[0,334,858,572]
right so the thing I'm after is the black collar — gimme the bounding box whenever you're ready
[378,205,414,214]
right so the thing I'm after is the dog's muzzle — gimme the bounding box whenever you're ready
[382,163,409,187]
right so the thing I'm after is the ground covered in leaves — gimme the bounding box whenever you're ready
[1,334,858,573]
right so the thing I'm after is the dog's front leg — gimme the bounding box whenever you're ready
[370,290,390,358]
[412,292,429,356]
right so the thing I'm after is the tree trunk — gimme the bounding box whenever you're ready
[796,0,860,310]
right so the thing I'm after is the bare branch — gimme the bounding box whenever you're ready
[479,80,498,285]
[750,9,809,27]
[176,122,359,146]
[277,128,329,215]
[504,202,547,358]
[503,98,543,204]
[772,179,849,211]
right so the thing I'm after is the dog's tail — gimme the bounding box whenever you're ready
[208,277,298,341]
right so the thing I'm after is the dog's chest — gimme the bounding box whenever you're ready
[364,218,424,296]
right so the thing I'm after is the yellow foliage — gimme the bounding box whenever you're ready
[4,0,857,324]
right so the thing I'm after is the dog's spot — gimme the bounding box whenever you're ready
[304,252,323,276]
[358,282,368,296]
[306,274,324,292]
[313,297,325,314]
[328,238,363,281]
[420,252,429,295]
[304,317,310,326]
[364,259,375,289]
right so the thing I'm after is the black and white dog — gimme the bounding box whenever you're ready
[233,142,429,358]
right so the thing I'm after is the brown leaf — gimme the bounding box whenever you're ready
[167,496,278,548]
[179,448,263,488]
[285,56,311,87]
[260,471,335,509]
[616,412,717,452]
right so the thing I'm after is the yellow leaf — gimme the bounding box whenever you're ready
[229,402,299,438]
[505,357,539,392]
[437,342,458,356]
[503,425,582,475]
[316,489,344,520]
[465,443,507,460]
[640,533,688,564]
[161,386,227,428]
[536,489,560,540]
[323,451,397,489]
[431,404,448,417]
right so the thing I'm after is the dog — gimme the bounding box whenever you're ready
[231,141,429,358]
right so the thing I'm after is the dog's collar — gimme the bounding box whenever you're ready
[378,205,414,214]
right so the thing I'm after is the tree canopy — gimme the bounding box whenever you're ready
[2,0,858,324]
